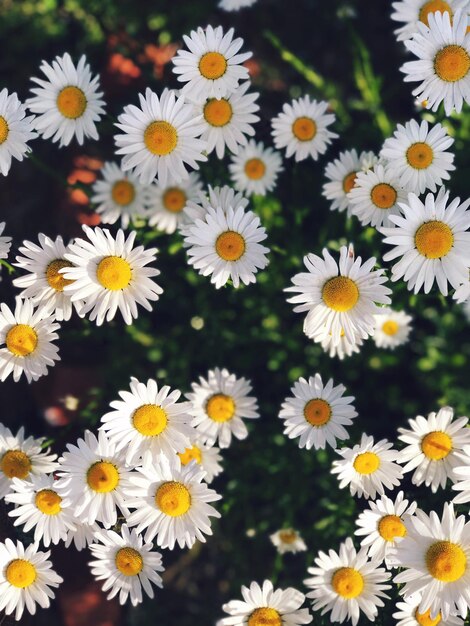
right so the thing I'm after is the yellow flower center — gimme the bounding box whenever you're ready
[203,98,233,127]
[248,608,282,626]
[426,540,467,582]
[0,450,32,479]
[144,121,178,156]
[331,567,364,599]
[279,529,298,544]
[415,221,453,259]
[132,404,168,437]
[303,398,332,426]
[419,0,452,25]
[86,461,120,493]
[115,547,144,576]
[56,86,87,119]
[0,116,9,144]
[378,514,407,542]
[5,324,38,357]
[35,489,62,515]
[215,231,246,261]
[434,45,470,82]
[199,51,228,79]
[406,142,434,169]
[244,158,266,180]
[292,116,317,141]
[322,276,360,312]
[343,171,357,194]
[155,481,191,516]
[178,445,202,465]
[96,256,132,290]
[421,431,452,460]
[206,393,236,422]
[5,559,37,588]
[46,259,74,292]
[353,451,380,474]
[382,320,399,336]
[370,183,397,209]
[162,187,187,213]
[111,180,135,206]
[415,608,442,626]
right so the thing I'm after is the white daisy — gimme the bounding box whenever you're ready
[393,594,465,626]
[381,188,470,295]
[0,539,62,621]
[146,172,203,234]
[372,307,413,349]
[0,297,60,383]
[124,456,221,549]
[271,96,338,162]
[26,52,105,147]
[176,438,223,484]
[381,120,455,195]
[401,11,470,115]
[229,139,283,197]
[393,503,470,620]
[219,0,258,10]
[319,328,363,359]
[0,222,12,260]
[285,244,391,347]
[114,87,207,186]
[217,580,312,626]
[64,519,100,552]
[186,367,259,448]
[391,0,470,42]
[331,433,404,499]
[397,406,470,493]
[172,25,252,102]
[91,161,148,228]
[62,225,163,326]
[304,536,391,626]
[89,524,164,606]
[270,528,307,555]
[0,89,37,176]
[279,373,357,450]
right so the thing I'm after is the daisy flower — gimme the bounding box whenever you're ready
[57,430,133,528]
[91,161,148,229]
[401,10,470,115]
[279,373,357,450]
[217,580,312,626]
[0,222,12,260]
[304,537,391,626]
[0,539,62,621]
[5,474,76,547]
[393,503,470,620]
[0,297,60,383]
[176,438,223,484]
[381,188,470,295]
[319,328,363,359]
[286,244,391,347]
[229,139,283,197]
[270,528,307,555]
[89,524,164,606]
[62,225,163,326]
[331,433,404,499]
[372,307,413,349]
[186,367,259,448]
[124,456,221,549]
[391,0,470,42]
[172,25,252,102]
[0,89,37,176]
[381,120,455,195]
[99,376,193,466]
[397,406,470,493]
[146,172,203,234]
[271,96,338,162]
[354,491,417,567]
[219,0,258,9]
[114,88,207,186]
[394,598,465,626]
[26,52,105,147]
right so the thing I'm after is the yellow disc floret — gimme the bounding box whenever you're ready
[406,143,434,169]
[5,559,37,588]
[331,567,364,599]
[426,540,467,582]
[86,461,120,493]
[206,393,236,422]
[132,404,168,437]
[421,431,452,460]
[203,98,233,127]
[111,180,135,206]
[216,231,246,261]
[35,489,62,515]
[178,445,202,465]
[56,86,87,119]
[370,183,397,209]
[343,172,357,194]
[115,547,144,576]
[46,259,74,292]
[248,607,282,626]
[434,45,470,82]
[378,514,407,542]
[279,529,298,544]
[163,188,187,213]
[5,324,38,357]
[0,450,32,479]
[144,121,178,156]
[96,256,132,290]
[244,158,266,180]
[382,320,399,336]
[292,117,317,141]
[304,398,332,426]
[322,276,360,312]
[419,0,452,26]
[199,52,228,80]
[155,481,191,516]
[415,221,453,259]
[0,116,9,144]
[415,608,442,626]
[353,451,380,474]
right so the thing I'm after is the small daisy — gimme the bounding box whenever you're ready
[397,406,470,493]
[5,474,76,547]
[286,244,391,347]
[0,222,12,260]
[0,89,37,176]
[393,594,465,626]
[0,539,62,621]
[124,456,221,549]
[146,172,203,234]
[270,528,307,555]
[63,225,163,326]
[279,373,357,450]
[229,139,283,197]
[381,188,470,295]
[372,308,413,349]
[401,11,470,115]
[271,96,338,162]
[27,53,105,147]
[393,503,470,620]
[219,0,258,9]
[0,297,60,383]
[331,433,404,499]
[172,25,252,102]
[91,162,148,228]
[304,537,391,626]
[115,88,207,186]
[176,438,223,484]
[186,367,259,448]
[217,580,312,626]
[354,491,417,566]
[319,328,363,359]
[89,524,164,606]
[99,376,193,466]
[391,0,470,42]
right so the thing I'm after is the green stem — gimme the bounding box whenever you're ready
[0,259,15,275]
